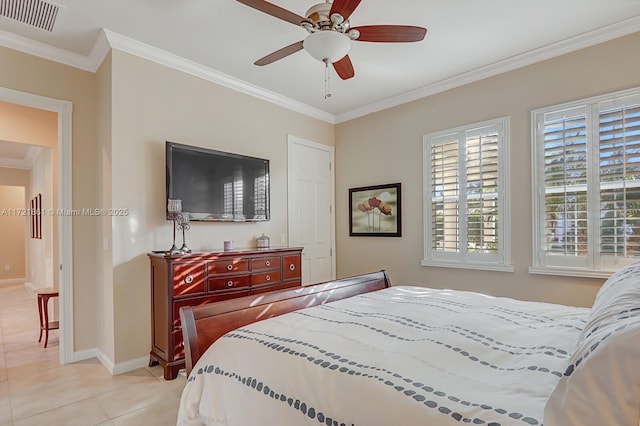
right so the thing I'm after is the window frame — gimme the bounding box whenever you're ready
[422,117,513,272]
[530,87,640,278]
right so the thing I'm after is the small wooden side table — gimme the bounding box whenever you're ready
[36,288,59,348]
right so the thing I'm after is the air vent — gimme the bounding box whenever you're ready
[0,0,62,32]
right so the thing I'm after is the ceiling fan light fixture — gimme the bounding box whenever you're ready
[347,28,360,40]
[330,13,344,25]
[303,31,351,63]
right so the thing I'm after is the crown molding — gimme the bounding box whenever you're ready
[88,29,112,72]
[102,30,336,124]
[3,14,640,125]
[0,144,41,169]
[0,27,335,123]
[335,14,640,123]
[23,145,41,168]
[0,29,96,71]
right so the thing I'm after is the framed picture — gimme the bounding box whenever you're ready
[349,183,401,237]
[30,193,42,239]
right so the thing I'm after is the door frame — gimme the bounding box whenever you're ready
[0,87,73,364]
[287,134,336,283]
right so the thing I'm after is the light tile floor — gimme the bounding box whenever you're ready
[0,284,186,425]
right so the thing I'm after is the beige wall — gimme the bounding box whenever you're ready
[0,100,58,146]
[0,168,30,283]
[107,50,335,363]
[335,31,640,308]
[0,184,26,280]
[0,46,99,352]
[0,44,335,368]
[0,167,30,186]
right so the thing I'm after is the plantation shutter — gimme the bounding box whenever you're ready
[598,100,640,257]
[424,117,509,270]
[430,136,459,253]
[532,89,640,274]
[429,124,502,256]
[466,125,500,254]
[542,107,588,256]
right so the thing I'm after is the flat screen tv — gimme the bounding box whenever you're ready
[166,141,270,221]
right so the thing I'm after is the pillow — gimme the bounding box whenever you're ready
[591,261,640,312]
[545,262,640,426]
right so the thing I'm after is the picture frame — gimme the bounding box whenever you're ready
[30,193,42,239]
[349,183,401,237]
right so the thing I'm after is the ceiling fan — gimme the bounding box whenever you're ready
[236,0,427,88]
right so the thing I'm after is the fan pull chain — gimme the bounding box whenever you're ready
[323,58,332,99]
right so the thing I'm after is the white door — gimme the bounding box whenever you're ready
[287,135,335,285]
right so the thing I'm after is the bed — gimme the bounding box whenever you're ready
[176,267,640,425]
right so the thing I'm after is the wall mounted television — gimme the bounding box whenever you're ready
[166,141,270,222]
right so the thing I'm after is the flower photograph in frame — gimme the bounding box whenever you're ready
[349,183,401,237]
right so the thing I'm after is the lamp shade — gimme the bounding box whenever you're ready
[303,31,351,63]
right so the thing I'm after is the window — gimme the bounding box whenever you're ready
[531,88,640,277]
[422,117,512,272]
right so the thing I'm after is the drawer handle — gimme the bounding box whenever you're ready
[226,264,233,271]
[185,275,194,284]
[265,260,271,267]
[289,264,295,271]
[265,275,271,281]
[227,280,234,287]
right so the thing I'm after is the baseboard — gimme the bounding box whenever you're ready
[0,278,25,288]
[24,281,35,291]
[112,356,149,375]
[95,350,115,373]
[95,350,149,375]
[69,347,99,364]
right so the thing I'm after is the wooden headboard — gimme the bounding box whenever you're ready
[179,270,391,376]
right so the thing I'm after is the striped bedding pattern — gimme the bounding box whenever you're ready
[177,286,589,426]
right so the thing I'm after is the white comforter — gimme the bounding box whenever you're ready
[177,286,589,426]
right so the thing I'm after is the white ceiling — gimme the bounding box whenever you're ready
[1,0,640,123]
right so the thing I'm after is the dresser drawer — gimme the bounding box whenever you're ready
[207,259,249,275]
[251,270,281,285]
[282,254,301,281]
[172,263,206,297]
[251,256,281,271]
[208,275,250,292]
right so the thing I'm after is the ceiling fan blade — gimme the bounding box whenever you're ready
[351,25,427,42]
[333,55,355,80]
[329,0,362,21]
[236,0,307,26]
[254,40,304,66]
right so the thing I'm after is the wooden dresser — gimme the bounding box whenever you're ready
[148,247,303,380]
